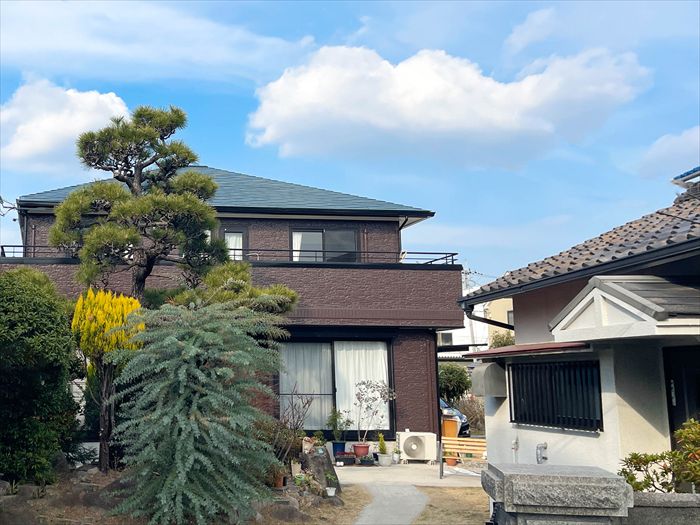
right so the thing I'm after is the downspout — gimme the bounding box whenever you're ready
[462,304,514,331]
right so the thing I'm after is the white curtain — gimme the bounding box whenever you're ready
[334,341,390,431]
[279,343,333,429]
[292,232,303,262]
[225,232,243,261]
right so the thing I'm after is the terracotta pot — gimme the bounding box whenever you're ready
[445,457,458,467]
[352,443,370,457]
[273,473,285,488]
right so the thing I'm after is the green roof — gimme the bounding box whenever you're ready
[17,166,433,218]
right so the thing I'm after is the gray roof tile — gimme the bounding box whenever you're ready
[17,166,432,217]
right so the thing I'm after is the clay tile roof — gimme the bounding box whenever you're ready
[461,179,700,304]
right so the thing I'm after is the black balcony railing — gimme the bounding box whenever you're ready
[0,245,458,265]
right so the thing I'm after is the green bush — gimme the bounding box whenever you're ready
[112,302,286,524]
[0,268,78,483]
[619,418,700,492]
[438,363,471,404]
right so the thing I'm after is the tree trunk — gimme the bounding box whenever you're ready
[98,363,115,473]
[132,257,156,300]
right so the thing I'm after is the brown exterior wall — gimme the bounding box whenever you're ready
[0,261,463,329]
[18,213,401,261]
[392,331,439,434]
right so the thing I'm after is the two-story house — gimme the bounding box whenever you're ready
[463,167,700,474]
[0,166,464,438]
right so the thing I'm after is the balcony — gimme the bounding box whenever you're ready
[0,245,458,266]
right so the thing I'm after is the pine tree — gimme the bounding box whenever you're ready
[112,302,286,525]
[48,106,228,298]
[72,289,142,472]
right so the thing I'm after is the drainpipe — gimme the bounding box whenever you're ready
[462,304,514,331]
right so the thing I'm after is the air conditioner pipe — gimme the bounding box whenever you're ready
[462,304,514,331]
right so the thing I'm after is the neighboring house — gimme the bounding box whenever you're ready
[0,166,464,438]
[483,298,514,344]
[462,167,700,474]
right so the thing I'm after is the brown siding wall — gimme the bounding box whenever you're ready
[20,213,401,260]
[392,331,439,433]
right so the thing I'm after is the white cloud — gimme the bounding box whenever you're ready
[504,8,556,55]
[637,126,700,178]
[0,78,129,172]
[504,3,699,56]
[0,1,313,83]
[247,46,649,167]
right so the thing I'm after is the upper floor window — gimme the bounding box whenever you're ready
[225,231,243,261]
[292,230,357,262]
[508,360,603,432]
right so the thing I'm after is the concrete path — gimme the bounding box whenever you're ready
[336,462,483,488]
[353,484,428,525]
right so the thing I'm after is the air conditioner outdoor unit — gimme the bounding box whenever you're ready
[396,431,437,463]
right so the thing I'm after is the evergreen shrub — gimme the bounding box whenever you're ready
[0,269,78,483]
[113,302,286,524]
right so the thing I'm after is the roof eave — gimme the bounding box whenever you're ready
[459,238,700,307]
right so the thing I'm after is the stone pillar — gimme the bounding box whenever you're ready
[482,463,633,524]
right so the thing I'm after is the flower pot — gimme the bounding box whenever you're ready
[392,453,400,464]
[335,455,356,466]
[273,473,285,488]
[326,487,336,497]
[445,457,458,467]
[290,462,302,477]
[352,443,370,457]
[359,457,374,466]
[377,453,392,467]
[332,441,346,456]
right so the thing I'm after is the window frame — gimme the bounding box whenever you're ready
[278,337,395,438]
[288,227,359,263]
[508,359,603,432]
[220,227,248,261]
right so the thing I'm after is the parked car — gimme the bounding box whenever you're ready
[440,399,470,437]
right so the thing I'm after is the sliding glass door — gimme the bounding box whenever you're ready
[279,341,390,431]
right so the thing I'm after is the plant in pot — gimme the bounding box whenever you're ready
[313,431,327,456]
[392,446,401,464]
[376,433,393,467]
[325,472,338,497]
[352,380,397,458]
[444,451,459,467]
[327,408,353,457]
[360,455,375,466]
[334,451,356,466]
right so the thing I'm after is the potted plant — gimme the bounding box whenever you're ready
[326,408,353,457]
[360,455,375,466]
[444,451,458,467]
[313,431,327,456]
[392,446,401,464]
[377,433,392,467]
[325,472,338,497]
[352,380,397,458]
[334,451,356,466]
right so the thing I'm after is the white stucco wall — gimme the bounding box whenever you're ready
[482,346,672,474]
[612,343,670,458]
[512,279,588,344]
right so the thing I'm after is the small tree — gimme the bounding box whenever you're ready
[438,363,471,404]
[490,330,515,348]
[72,288,142,472]
[112,302,286,524]
[0,269,78,483]
[49,106,227,298]
[354,380,396,443]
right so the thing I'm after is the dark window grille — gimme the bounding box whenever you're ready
[508,360,603,431]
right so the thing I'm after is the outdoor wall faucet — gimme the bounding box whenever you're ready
[536,442,548,464]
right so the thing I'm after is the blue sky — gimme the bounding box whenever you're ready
[1,1,698,284]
